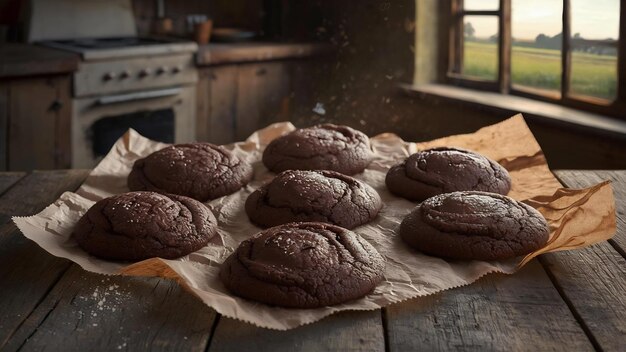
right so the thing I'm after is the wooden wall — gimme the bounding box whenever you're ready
[196,60,297,144]
[283,1,416,129]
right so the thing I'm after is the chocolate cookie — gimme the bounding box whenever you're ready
[245,170,382,229]
[385,147,511,202]
[128,143,253,202]
[73,191,218,261]
[220,222,385,308]
[399,191,549,261]
[262,124,373,175]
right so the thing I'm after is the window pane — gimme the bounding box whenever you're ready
[571,0,619,40]
[570,47,618,100]
[462,16,498,80]
[511,0,562,94]
[570,0,619,100]
[464,0,499,11]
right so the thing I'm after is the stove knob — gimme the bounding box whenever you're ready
[156,66,168,75]
[138,68,152,78]
[171,65,183,74]
[120,70,131,79]
[102,72,116,81]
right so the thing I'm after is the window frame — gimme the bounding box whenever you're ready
[446,0,626,119]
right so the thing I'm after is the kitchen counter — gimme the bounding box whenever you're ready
[0,43,80,79]
[0,169,624,351]
[196,42,333,66]
[0,42,331,77]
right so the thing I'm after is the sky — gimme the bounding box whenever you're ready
[465,0,620,41]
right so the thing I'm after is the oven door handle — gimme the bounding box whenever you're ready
[96,88,182,105]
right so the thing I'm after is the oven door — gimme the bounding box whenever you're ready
[72,85,196,168]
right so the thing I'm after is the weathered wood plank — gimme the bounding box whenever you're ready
[235,62,290,141]
[53,77,72,169]
[235,64,258,141]
[4,266,217,352]
[8,77,67,171]
[0,170,90,348]
[0,170,89,218]
[0,172,25,196]
[208,310,384,352]
[554,170,626,255]
[537,170,626,352]
[196,69,212,142]
[207,65,238,145]
[540,243,626,352]
[385,260,593,351]
[0,84,8,171]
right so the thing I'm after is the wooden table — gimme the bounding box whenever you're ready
[0,170,624,351]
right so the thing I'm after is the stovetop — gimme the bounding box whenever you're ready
[39,36,197,61]
[43,37,182,50]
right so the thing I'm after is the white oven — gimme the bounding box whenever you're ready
[72,84,196,168]
[28,0,199,168]
[69,51,198,168]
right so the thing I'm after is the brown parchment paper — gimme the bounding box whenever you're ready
[13,114,616,330]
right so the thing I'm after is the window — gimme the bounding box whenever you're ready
[448,0,625,118]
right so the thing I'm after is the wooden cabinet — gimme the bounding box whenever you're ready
[197,66,238,144]
[196,61,299,144]
[0,76,72,171]
[235,62,291,140]
[195,42,332,144]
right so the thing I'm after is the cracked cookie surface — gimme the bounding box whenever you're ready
[262,124,373,175]
[73,191,218,261]
[220,222,385,308]
[246,170,382,229]
[385,147,511,202]
[128,143,253,202]
[399,191,549,260]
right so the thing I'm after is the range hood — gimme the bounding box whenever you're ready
[27,0,137,42]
